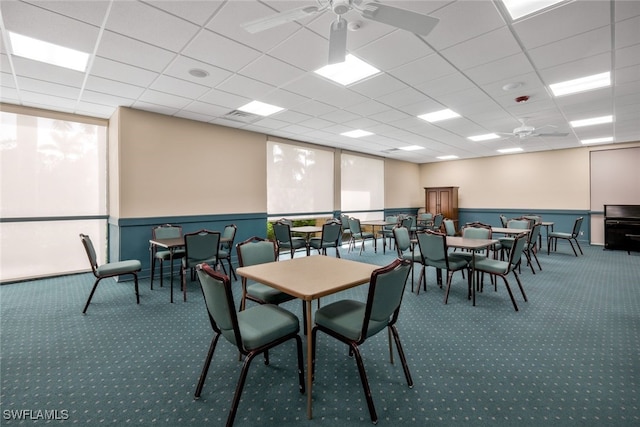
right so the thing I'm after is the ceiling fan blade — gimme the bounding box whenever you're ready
[328,17,348,64]
[533,132,569,137]
[359,2,439,36]
[242,5,323,34]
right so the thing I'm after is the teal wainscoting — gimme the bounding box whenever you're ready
[458,208,591,243]
[109,212,268,279]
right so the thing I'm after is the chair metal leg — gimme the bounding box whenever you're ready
[227,351,258,427]
[150,256,156,290]
[513,270,527,302]
[294,335,305,394]
[350,343,378,424]
[133,273,140,304]
[82,278,102,314]
[390,325,413,388]
[194,334,220,399]
[500,275,519,312]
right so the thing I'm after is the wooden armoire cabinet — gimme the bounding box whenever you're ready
[425,187,459,222]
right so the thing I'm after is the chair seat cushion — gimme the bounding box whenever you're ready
[315,300,387,341]
[279,238,307,249]
[401,251,422,263]
[218,249,229,258]
[247,283,295,305]
[473,258,510,274]
[155,249,185,260]
[236,304,299,350]
[308,237,336,249]
[549,232,572,238]
[426,257,467,271]
[97,260,141,277]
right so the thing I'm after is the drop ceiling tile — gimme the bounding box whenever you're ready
[164,56,232,87]
[319,109,361,124]
[80,90,136,108]
[106,1,200,52]
[528,27,611,70]
[376,87,429,109]
[137,89,191,110]
[260,89,309,110]
[354,30,433,71]
[388,53,458,86]
[16,76,80,100]
[90,57,159,88]
[216,74,275,99]
[616,43,640,69]
[97,31,176,72]
[349,73,408,99]
[464,53,535,86]
[537,52,611,85]
[150,75,211,99]
[415,72,475,98]
[131,101,180,116]
[294,100,341,117]
[24,0,111,26]
[149,0,225,26]
[441,27,522,71]
[182,29,262,72]
[180,100,230,117]
[513,0,610,50]
[428,0,505,50]
[1,1,99,52]
[198,89,251,110]
[239,55,305,88]
[11,57,84,87]
[342,100,390,117]
[75,101,116,118]
[84,76,145,99]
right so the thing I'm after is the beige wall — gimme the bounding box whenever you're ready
[385,159,422,208]
[111,107,267,218]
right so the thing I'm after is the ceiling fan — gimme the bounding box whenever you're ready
[500,119,569,140]
[242,0,439,64]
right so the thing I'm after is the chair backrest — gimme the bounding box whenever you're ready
[416,230,447,264]
[359,259,412,341]
[499,214,509,227]
[220,224,237,251]
[571,217,584,237]
[340,214,351,231]
[197,264,242,348]
[400,216,412,229]
[418,212,433,223]
[348,217,362,235]
[506,218,531,230]
[523,214,542,224]
[443,218,456,236]
[273,220,294,245]
[393,226,412,253]
[405,215,417,229]
[79,233,99,273]
[506,233,528,271]
[461,222,492,239]
[184,229,221,268]
[527,222,541,248]
[432,213,444,229]
[384,215,398,230]
[236,236,277,267]
[152,224,183,240]
[321,219,342,245]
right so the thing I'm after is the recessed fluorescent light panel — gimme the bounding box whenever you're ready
[549,72,611,97]
[437,155,459,160]
[314,54,380,86]
[341,129,373,138]
[238,100,284,116]
[9,31,89,72]
[468,133,500,142]
[502,0,565,20]
[418,109,460,123]
[399,145,425,151]
[570,115,613,128]
[497,147,524,154]
[581,137,614,145]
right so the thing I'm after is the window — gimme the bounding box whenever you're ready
[341,153,384,220]
[0,110,107,282]
[266,140,334,219]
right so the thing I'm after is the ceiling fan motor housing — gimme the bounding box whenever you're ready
[514,125,535,138]
[332,0,351,15]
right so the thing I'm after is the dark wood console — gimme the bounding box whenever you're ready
[604,205,640,253]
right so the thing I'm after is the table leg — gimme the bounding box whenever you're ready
[471,253,476,306]
[169,250,175,303]
[305,299,313,419]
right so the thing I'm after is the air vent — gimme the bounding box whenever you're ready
[223,110,263,124]
[382,148,400,153]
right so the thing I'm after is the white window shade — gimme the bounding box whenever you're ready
[341,153,384,213]
[267,140,334,216]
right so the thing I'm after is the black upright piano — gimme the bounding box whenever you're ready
[604,205,640,253]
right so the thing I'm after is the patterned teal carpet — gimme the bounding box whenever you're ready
[1,241,639,426]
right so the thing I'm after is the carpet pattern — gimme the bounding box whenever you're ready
[1,241,639,426]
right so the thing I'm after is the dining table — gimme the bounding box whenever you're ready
[446,236,498,306]
[361,220,397,253]
[149,236,230,303]
[236,255,378,420]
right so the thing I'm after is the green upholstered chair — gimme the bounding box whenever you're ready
[194,264,304,427]
[392,225,422,292]
[548,216,584,256]
[443,218,457,236]
[417,212,433,230]
[217,224,237,280]
[150,224,185,290]
[473,233,528,311]
[339,213,351,244]
[523,222,542,273]
[416,230,469,301]
[347,217,375,255]
[378,215,398,254]
[498,217,532,260]
[79,233,141,314]
[454,222,493,263]
[309,219,342,257]
[273,219,307,259]
[311,259,413,424]
[499,214,509,227]
[431,213,444,231]
[181,229,221,302]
